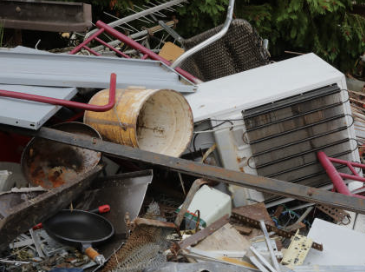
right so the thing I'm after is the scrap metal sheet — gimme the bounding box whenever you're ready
[0,84,76,129]
[0,51,196,93]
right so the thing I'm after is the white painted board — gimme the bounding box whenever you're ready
[304,218,365,265]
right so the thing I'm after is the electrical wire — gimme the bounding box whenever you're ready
[192,120,235,152]
[271,205,312,228]
[194,122,243,134]
[194,118,244,127]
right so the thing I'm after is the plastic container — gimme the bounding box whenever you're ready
[178,185,232,228]
[84,87,193,157]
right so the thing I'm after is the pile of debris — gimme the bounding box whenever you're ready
[1,0,365,272]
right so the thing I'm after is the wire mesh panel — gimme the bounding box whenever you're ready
[180,19,270,82]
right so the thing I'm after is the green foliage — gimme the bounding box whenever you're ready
[174,0,365,72]
[233,0,365,72]
[175,0,229,37]
[54,0,365,72]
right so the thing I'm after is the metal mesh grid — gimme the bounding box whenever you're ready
[180,19,270,82]
[101,203,170,272]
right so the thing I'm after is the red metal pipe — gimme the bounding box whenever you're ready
[82,45,101,56]
[95,21,199,84]
[94,37,131,58]
[0,73,116,112]
[347,163,359,176]
[317,151,352,196]
[69,28,105,55]
[339,173,365,183]
[328,157,365,169]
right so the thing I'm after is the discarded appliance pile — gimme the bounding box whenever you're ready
[1,1,365,271]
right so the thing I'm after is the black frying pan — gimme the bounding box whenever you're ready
[43,209,114,265]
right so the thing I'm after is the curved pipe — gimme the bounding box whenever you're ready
[171,0,235,69]
[0,73,116,112]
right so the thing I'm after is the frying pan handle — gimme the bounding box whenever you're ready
[32,223,43,230]
[85,247,106,265]
[89,205,110,214]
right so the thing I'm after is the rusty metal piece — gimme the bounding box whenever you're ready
[233,202,275,227]
[317,204,351,225]
[231,212,291,238]
[284,222,306,232]
[0,165,102,250]
[131,217,178,230]
[231,212,323,251]
[0,0,92,32]
[233,225,252,235]
[176,214,229,251]
[230,202,276,242]
[21,122,101,189]
[231,203,274,242]
[273,205,285,219]
[3,125,365,214]
[174,179,208,227]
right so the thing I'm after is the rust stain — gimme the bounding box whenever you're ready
[307,188,315,196]
[24,123,101,189]
[47,167,67,188]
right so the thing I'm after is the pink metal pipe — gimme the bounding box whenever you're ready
[69,28,105,55]
[94,37,131,58]
[317,151,352,196]
[347,163,359,176]
[95,21,199,84]
[82,45,101,56]
[0,73,117,112]
[339,173,365,183]
[328,157,365,170]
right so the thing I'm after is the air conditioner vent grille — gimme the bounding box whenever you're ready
[242,84,354,198]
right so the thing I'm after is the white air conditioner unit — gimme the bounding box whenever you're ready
[185,53,359,207]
